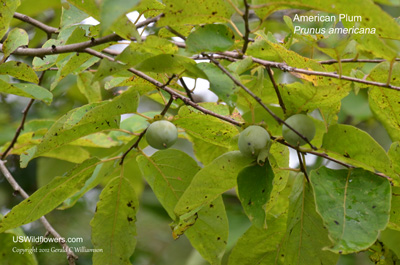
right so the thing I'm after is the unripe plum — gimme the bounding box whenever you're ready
[238,125,270,157]
[146,120,178,150]
[282,114,315,146]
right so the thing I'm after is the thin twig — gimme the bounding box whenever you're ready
[164,26,186,40]
[241,0,251,55]
[318,58,400,65]
[119,129,147,166]
[179,78,194,101]
[265,66,286,114]
[0,161,78,264]
[205,54,317,149]
[160,96,175,117]
[1,71,46,160]
[296,150,309,182]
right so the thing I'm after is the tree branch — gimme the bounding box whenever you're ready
[8,13,163,57]
[0,160,78,264]
[265,66,286,114]
[205,54,317,150]
[179,78,194,101]
[296,150,309,182]
[13,12,58,35]
[241,0,251,55]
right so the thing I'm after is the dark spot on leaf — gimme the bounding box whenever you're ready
[217,237,220,240]
[334,220,339,225]
[127,217,133,222]
[209,204,214,208]
[372,205,376,209]
[262,189,265,193]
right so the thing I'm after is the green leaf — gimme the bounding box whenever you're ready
[0,0,21,40]
[60,158,125,210]
[136,54,207,79]
[264,143,290,216]
[368,62,400,142]
[116,36,178,66]
[322,124,392,176]
[190,136,229,166]
[100,0,139,34]
[310,167,391,253]
[0,219,38,265]
[77,72,102,103]
[90,176,138,265]
[186,24,234,53]
[158,0,234,27]
[67,0,100,19]
[389,142,400,183]
[389,186,400,231]
[280,176,339,264]
[20,88,139,167]
[197,63,238,108]
[0,158,99,232]
[237,162,274,229]
[137,149,229,265]
[174,106,239,147]
[60,4,88,29]
[228,216,286,265]
[2,28,29,59]
[41,145,90,164]
[279,82,350,117]
[0,79,52,104]
[0,61,39,83]
[92,58,129,83]
[70,133,119,148]
[380,228,400,259]
[137,149,201,218]
[174,151,253,219]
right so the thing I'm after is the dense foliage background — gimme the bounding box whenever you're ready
[0,0,400,264]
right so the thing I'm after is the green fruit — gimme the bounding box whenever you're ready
[146,120,178,150]
[282,114,315,146]
[238,125,270,157]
